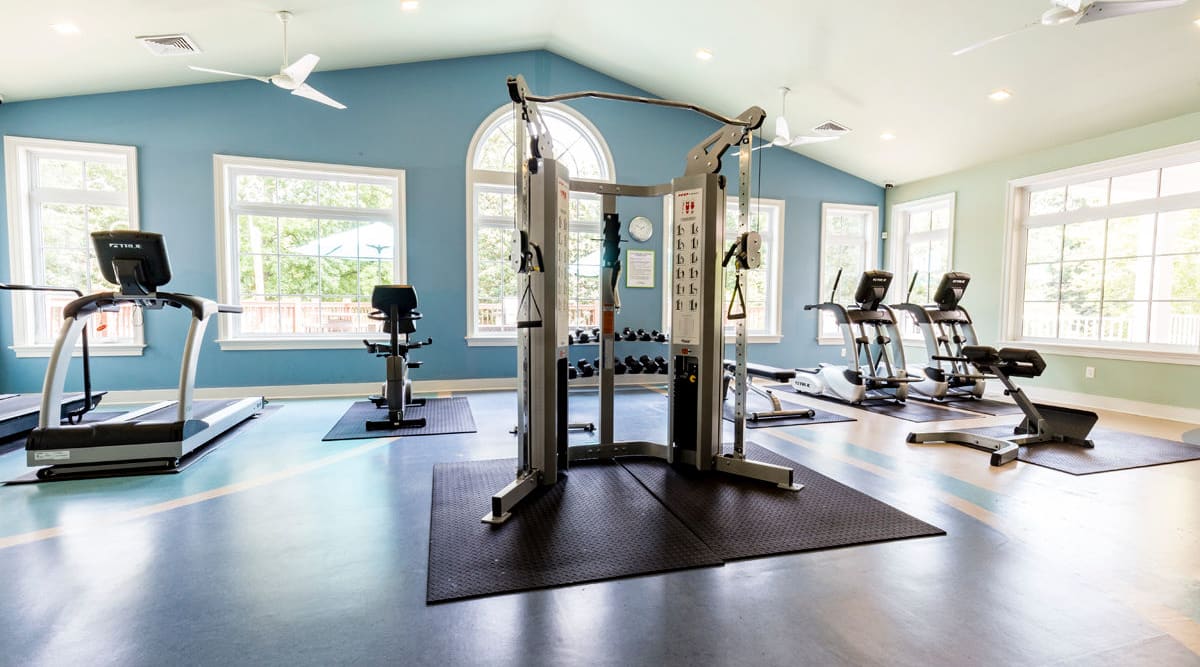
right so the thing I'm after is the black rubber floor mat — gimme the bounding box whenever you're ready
[427,459,723,603]
[620,442,945,560]
[7,406,277,484]
[721,403,854,428]
[953,424,1200,475]
[914,397,1025,416]
[323,397,476,441]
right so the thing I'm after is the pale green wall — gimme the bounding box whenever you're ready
[885,111,1200,410]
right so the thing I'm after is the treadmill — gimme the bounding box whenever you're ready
[0,283,105,441]
[25,230,264,479]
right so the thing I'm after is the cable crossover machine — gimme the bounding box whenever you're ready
[484,75,802,524]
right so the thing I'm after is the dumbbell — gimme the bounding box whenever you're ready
[576,328,592,344]
[568,332,575,346]
[624,355,644,373]
[568,365,579,380]
[591,327,600,341]
[621,327,637,341]
[652,330,668,343]
[638,355,660,374]
[613,357,627,374]
[653,356,669,374]
[637,328,652,341]
[577,359,595,377]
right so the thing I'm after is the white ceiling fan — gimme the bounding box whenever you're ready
[188,10,345,109]
[953,0,1187,56]
[754,87,843,152]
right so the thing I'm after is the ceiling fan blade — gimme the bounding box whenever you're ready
[951,22,1039,56]
[283,54,320,84]
[188,66,270,83]
[1076,0,1185,24]
[292,83,346,109]
[789,135,840,146]
[773,116,791,145]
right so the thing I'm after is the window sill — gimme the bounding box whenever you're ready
[817,337,844,346]
[11,343,145,358]
[999,340,1200,367]
[217,337,386,351]
[725,334,782,344]
[466,336,518,347]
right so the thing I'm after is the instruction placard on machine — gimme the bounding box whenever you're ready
[672,188,703,345]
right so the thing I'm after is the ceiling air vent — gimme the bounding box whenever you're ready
[136,34,202,56]
[812,120,852,135]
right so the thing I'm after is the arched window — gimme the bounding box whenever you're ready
[466,104,615,341]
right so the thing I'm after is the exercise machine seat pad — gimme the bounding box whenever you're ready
[961,345,1046,378]
[722,360,797,382]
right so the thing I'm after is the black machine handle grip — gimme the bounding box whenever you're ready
[931,354,969,363]
[218,303,243,314]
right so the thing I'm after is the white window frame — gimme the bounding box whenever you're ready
[3,136,144,357]
[659,196,786,343]
[889,192,956,341]
[818,202,880,344]
[212,154,406,351]
[1001,139,1200,365]
[464,104,615,346]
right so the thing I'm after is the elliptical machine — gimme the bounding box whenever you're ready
[791,269,919,404]
[362,285,432,430]
[891,272,988,401]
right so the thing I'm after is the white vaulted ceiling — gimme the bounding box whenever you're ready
[1,0,1198,184]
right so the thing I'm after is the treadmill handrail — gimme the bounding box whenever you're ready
[62,291,219,321]
[804,301,851,325]
[1,283,96,422]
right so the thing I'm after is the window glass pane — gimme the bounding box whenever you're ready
[1059,302,1101,340]
[1029,187,1065,215]
[279,296,319,334]
[909,210,931,234]
[929,238,950,275]
[318,181,358,208]
[279,256,319,294]
[1024,263,1061,301]
[87,205,129,233]
[38,158,84,189]
[1105,215,1155,258]
[476,226,518,333]
[279,218,320,254]
[319,295,363,332]
[238,215,279,255]
[275,178,319,205]
[930,205,950,230]
[40,203,87,249]
[357,184,393,209]
[43,249,90,289]
[824,242,864,303]
[1160,162,1200,197]
[1152,254,1200,301]
[475,120,516,172]
[239,254,279,295]
[569,196,601,223]
[1149,301,1200,346]
[236,175,276,203]
[477,189,516,218]
[320,257,358,295]
[1103,257,1152,301]
[240,295,281,334]
[1062,220,1105,260]
[1101,301,1148,344]
[317,219,358,256]
[357,258,393,291]
[1022,302,1058,338]
[1066,179,1107,210]
[1026,225,1063,263]
[827,212,865,236]
[1061,260,1103,301]
[85,161,127,192]
[1155,209,1200,255]
[1110,169,1159,204]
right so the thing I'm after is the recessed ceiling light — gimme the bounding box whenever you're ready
[400,0,420,11]
[988,89,1013,102]
[880,132,896,141]
[51,22,81,35]
[695,48,713,61]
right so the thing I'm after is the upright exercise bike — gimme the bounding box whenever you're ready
[791,270,920,404]
[362,285,432,430]
[891,271,988,401]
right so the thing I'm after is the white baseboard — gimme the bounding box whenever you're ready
[985,381,1200,424]
[98,374,668,405]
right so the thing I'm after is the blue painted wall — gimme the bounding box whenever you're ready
[0,50,882,393]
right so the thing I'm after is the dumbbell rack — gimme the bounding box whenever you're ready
[567,327,671,380]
